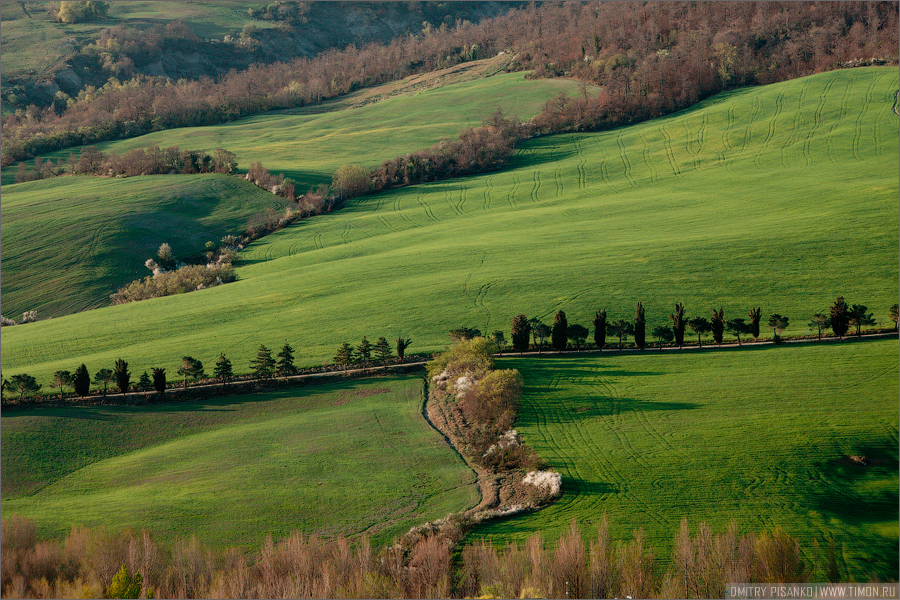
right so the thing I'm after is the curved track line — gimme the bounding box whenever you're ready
[616,130,639,188]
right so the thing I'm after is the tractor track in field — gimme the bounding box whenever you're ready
[658,124,682,177]
[826,76,854,165]
[482,176,495,210]
[803,75,837,168]
[851,73,880,161]
[754,85,786,170]
[639,131,659,183]
[616,130,639,188]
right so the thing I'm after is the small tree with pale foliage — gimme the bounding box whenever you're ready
[107,564,146,599]
[808,314,830,340]
[177,357,204,389]
[52,370,73,399]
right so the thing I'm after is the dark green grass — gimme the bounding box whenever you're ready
[1,376,478,548]
[2,68,897,388]
[0,174,292,318]
[467,339,898,582]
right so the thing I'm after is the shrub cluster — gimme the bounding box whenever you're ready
[110,264,235,305]
[1,513,831,599]
[14,145,237,183]
[428,338,544,474]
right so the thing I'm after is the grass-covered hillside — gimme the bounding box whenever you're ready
[468,339,898,582]
[1,376,478,548]
[1,68,585,319]
[1,175,293,318]
[2,67,897,386]
[1,67,583,188]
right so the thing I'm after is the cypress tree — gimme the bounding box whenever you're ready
[634,302,646,350]
[592,309,607,349]
[551,310,568,351]
[151,368,166,394]
[670,303,686,346]
[396,337,412,362]
[113,359,130,395]
[511,314,531,352]
[73,363,90,397]
[830,297,849,337]
[711,308,725,345]
[748,306,762,339]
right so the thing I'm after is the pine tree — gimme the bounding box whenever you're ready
[334,342,355,369]
[848,304,875,336]
[151,367,166,394]
[356,337,372,364]
[94,368,113,396]
[768,314,790,340]
[711,308,725,345]
[276,343,296,376]
[670,303,686,346]
[9,374,40,402]
[748,306,762,339]
[726,318,751,345]
[592,309,607,349]
[830,297,849,337]
[374,337,393,364]
[687,317,712,347]
[52,370,73,399]
[214,354,234,383]
[634,302,646,350]
[178,356,205,389]
[511,315,531,352]
[492,330,506,353]
[107,564,145,599]
[138,371,151,390]
[73,363,90,397]
[113,359,130,395]
[551,310,568,351]
[889,303,899,331]
[607,319,633,350]
[651,324,674,350]
[250,345,276,378]
[808,314,830,340]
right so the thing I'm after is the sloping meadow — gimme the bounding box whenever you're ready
[2,68,897,387]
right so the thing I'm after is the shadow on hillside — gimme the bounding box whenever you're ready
[521,395,700,425]
[800,438,899,580]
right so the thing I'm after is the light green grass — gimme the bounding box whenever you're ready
[1,376,478,548]
[0,175,292,318]
[0,70,584,188]
[2,68,897,388]
[0,71,584,318]
[469,339,898,582]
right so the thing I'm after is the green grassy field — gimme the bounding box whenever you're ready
[1,376,478,548]
[2,68,897,388]
[0,69,584,320]
[469,339,898,582]
[0,174,292,318]
[0,69,583,188]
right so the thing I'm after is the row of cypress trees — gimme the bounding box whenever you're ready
[508,297,890,353]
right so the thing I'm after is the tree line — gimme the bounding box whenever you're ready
[0,337,418,404]
[502,297,894,353]
[4,1,895,166]
[0,510,849,599]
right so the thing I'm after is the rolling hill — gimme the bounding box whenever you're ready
[2,67,897,391]
[1,376,478,548]
[469,340,899,582]
[1,67,586,318]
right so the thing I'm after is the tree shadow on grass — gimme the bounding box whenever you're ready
[801,438,899,581]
